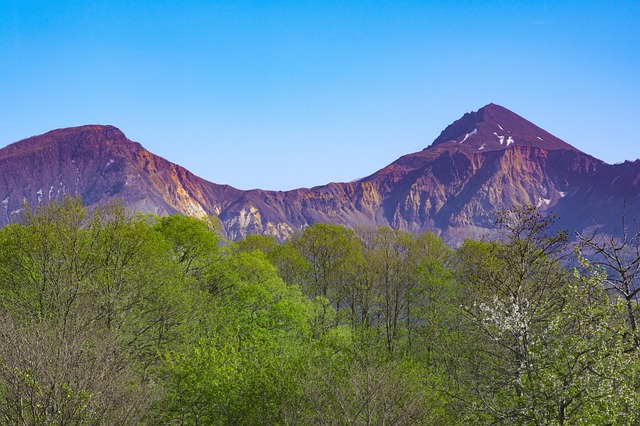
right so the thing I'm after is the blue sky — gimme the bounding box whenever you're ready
[1,1,639,190]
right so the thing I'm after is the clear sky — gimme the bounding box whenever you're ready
[1,1,639,190]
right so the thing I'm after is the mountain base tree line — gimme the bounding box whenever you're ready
[0,196,639,425]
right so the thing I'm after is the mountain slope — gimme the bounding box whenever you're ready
[0,125,242,222]
[1,105,638,242]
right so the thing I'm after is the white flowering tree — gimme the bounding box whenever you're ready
[456,206,639,424]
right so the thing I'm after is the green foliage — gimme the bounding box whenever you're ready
[0,197,198,424]
[294,325,455,425]
[153,214,226,295]
[158,250,316,425]
[0,200,638,425]
[455,206,640,425]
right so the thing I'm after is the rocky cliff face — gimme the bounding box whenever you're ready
[1,104,637,242]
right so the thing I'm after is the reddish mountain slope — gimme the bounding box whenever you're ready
[0,125,242,223]
[1,105,637,242]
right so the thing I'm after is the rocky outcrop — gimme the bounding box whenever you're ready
[1,104,637,242]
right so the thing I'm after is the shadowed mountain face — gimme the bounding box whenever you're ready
[1,104,638,243]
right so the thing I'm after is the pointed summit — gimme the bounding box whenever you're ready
[427,103,579,153]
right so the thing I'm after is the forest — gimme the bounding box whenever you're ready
[0,196,639,425]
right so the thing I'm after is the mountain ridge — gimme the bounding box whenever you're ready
[1,104,636,243]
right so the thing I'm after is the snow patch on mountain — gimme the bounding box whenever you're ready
[536,197,551,207]
[458,128,478,144]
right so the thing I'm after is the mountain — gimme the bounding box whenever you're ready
[1,104,638,243]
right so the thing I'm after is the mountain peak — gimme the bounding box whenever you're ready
[30,125,128,146]
[426,103,578,153]
[0,125,133,160]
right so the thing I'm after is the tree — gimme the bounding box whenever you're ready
[158,250,316,425]
[154,214,226,295]
[577,212,640,348]
[293,224,363,328]
[294,324,451,425]
[0,197,199,424]
[455,206,640,424]
[234,234,311,288]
